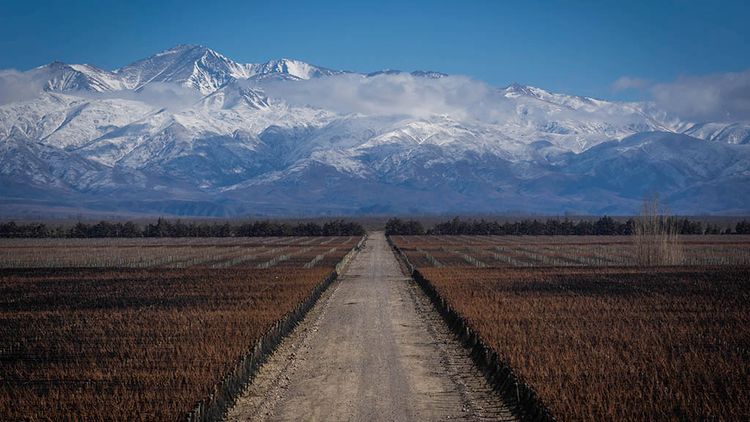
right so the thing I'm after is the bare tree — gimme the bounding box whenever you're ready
[632,196,683,266]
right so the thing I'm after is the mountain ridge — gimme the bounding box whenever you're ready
[1,45,749,217]
[28,44,446,95]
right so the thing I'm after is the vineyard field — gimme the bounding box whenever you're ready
[390,235,750,420]
[0,236,359,269]
[390,234,750,267]
[0,236,361,420]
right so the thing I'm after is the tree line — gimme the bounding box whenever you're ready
[386,217,746,236]
[0,219,365,238]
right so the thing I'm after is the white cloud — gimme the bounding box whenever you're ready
[6,61,750,124]
[0,69,47,104]
[650,69,750,122]
[257,73,515,121]
[79,82,202,111]
[611,76,649,92]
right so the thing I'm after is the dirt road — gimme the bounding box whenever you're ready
[225,232,516,421]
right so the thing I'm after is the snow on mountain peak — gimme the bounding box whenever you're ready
[114,44,251,94]
[249,58,341,81]
[503,83,628,114]
[23,45,450,99]
[504,83,562,102]
[2,45,750,216]
[31,61,123,93]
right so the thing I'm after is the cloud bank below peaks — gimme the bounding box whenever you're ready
[256,73,516,122]
[651,69,750,122]
[79,83,203,111]
[0,69,48,104]
[614,69,750,122]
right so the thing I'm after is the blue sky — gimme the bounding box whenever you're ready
[1,0,748,99]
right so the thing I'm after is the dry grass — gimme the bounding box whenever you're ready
[633,197,684,266]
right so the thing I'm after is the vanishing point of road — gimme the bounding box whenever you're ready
[225,232,516,421]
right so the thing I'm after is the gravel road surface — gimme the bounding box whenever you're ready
[225,232,516,421]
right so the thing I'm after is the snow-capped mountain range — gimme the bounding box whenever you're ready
[1,44,749,217]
